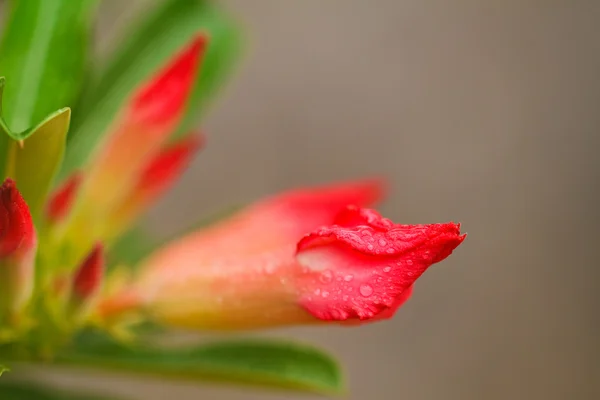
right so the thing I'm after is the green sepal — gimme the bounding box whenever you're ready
[0,78,71,216]
[59,332,345,395]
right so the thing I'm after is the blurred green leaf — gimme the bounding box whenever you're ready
[59,333,344,394]
[0,364,8,376]
[107,225,156,268]
[0,382,121,400]
[0,0,97,132]
[62,0,243,178]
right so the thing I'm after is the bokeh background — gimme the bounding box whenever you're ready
[5,1,600,399]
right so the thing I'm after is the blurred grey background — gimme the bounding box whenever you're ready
[15,0,600,399]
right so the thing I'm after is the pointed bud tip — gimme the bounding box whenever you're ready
[45,173,82,223]
[73,243,105,300]
[0,178,35,257]
[131,35,208,126]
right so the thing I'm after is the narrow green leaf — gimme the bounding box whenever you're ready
[0,364,8,376]
[0,78,10,178]
[62,0,243,178]
[0,382,122,400]
[0,0,97,132]
[60,334,344,394]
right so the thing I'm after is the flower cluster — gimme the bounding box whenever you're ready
[0,0,465,396]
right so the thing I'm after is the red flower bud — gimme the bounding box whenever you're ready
[0,178,37,318]
[101,180,465,331]
[82,35,207,212]
[45,173,82,223]
[72,243,105,301]
[107,133,203,236]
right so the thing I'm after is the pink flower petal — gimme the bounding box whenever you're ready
[296,206,465,321]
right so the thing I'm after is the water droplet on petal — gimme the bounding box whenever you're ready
[367,244,374,250]
[320,270,333,283]
[382,266,391,273]
[406,259,414,266]
[342,295,349,301]
[344,274,354,282]
[322,290,330,298]
[379,238,387,246]
[314,288,321,295]
[359,284,373,297]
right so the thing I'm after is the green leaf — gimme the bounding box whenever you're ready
[0,382,122,400]
[0,364,8,376]
[107,225,156,268]
[59,333,344,395]
[0,0,97,133]
[62,0,243,178]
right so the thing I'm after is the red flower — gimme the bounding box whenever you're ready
[100,179,465,330]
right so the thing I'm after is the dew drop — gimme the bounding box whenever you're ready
[342,295,349,301]
[320,270,333,283]
[359,284,373,297]
[382,266,391,273]
[367,244,374,250]
[314,288,321,296]
[344,274,354,282]
[378,238,387,246]
[406,259,414,266]
[322,290,330,298]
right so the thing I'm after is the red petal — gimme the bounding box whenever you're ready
[154,178,385,260]
[296,206,465,321]
[0,178,35,257]
[72,243,105,300]
[45,173,82,223]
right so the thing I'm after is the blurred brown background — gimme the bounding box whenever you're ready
[14,0,600,399]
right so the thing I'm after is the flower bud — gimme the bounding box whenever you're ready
[69,243,105,322]
[0,178,37,321]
